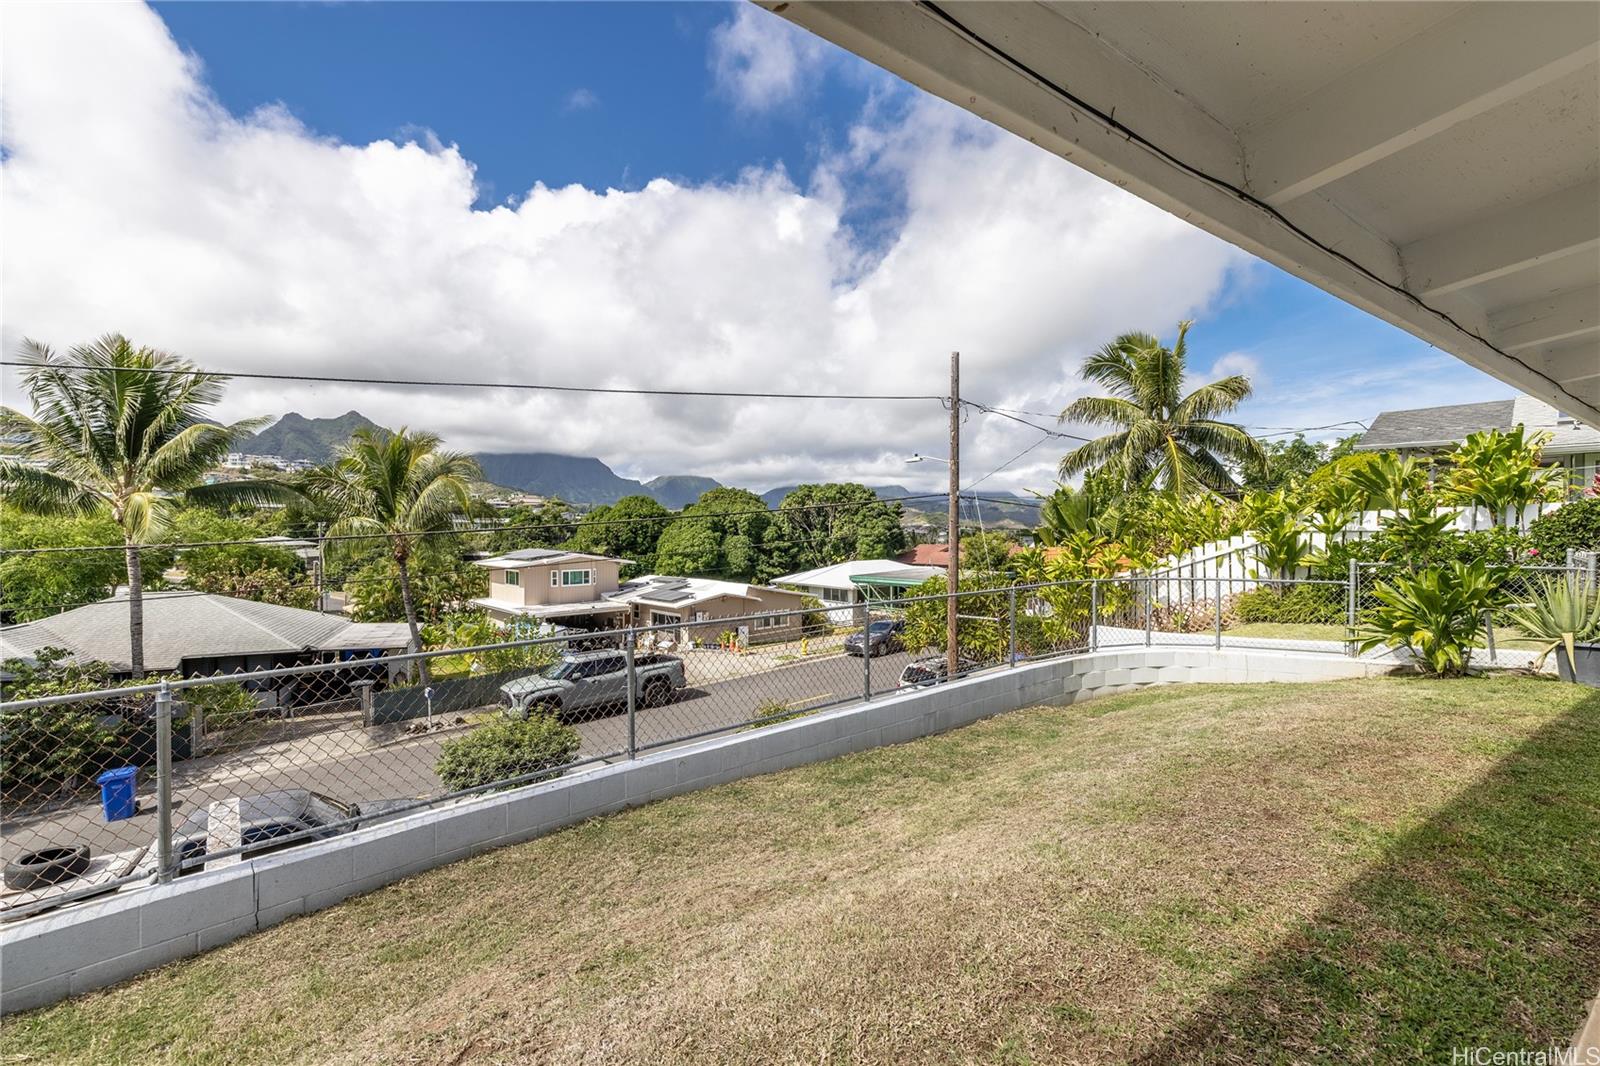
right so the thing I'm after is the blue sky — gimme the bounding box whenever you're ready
[6,2,1518,490]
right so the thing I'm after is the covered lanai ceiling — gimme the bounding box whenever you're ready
[768,1,1600,426]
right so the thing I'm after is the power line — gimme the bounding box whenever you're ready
[0,359,945,403]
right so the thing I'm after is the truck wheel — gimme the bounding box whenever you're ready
[643,678,672,708]
[5,844,91,890]
[530,698,562,719]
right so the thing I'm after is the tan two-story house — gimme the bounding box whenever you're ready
[470,549,635,630]
[470,548,811,645]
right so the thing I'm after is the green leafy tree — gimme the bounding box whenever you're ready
[1240,434,1330,492]
[769,483,906,573]
[486,500,575,554]
[961,530,1017,573]
[307,428,481,685]
[565,495,671,577]
[0,336,295,676]
[343,543,486,627]
[0,509,136,622]
[1057,321,1264,493]
[168,508,310,608]
[654,487,773,579]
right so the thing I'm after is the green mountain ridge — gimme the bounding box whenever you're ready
[236,411,387,463]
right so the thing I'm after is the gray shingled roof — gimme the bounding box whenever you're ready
[0,592,412,673]
[1358,396,1600,452]
[1357,400,1516,449]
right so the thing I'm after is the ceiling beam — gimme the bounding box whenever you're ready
[1541,345,1600,385]
[1400,180,1600,297]
[769,1,1600,427]
[1489,288,1600,353]
[1247,5,1599,206]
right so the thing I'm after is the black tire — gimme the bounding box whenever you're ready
[5,844,91,891]
[643,679,672,708]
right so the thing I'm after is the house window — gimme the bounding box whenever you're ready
[551,568,592,587]
[504,570,520,586]
[649,611,680,627]
[755,612,787,629]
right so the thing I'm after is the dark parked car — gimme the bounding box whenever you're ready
[844,619,905,657]
[171,789,410,873]
[897,654,979,689]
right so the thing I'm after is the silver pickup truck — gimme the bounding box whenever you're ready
[500,649,686,720]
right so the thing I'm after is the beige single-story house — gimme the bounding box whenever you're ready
[608,575,810,647]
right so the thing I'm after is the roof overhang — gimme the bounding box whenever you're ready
[768,1,1600,426]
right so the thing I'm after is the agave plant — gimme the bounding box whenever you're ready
[1357,561,1503,676]
[1504,577,1600,673]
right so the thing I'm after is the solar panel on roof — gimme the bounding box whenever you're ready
[652,590,695,603]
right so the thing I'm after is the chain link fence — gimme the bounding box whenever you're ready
[20,558,1575,923]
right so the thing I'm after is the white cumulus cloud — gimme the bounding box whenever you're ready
[708,3,829,113]
[1,2,1250,493]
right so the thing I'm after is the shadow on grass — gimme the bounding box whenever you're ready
[1139,687,1600,1063]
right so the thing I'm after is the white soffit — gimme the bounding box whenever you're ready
[769,1,1600,423]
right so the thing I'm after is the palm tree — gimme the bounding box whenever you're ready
[306,428,481,685]
[1057,321,1264,494]
[0,336,294,677]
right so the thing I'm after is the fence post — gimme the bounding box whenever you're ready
[154,680,175,883]
[354,679,375,728]
[1214,572,1223,650]
[1007,585,1018,667]
[862,606,873,701]
[1484,610,1497,664]
[624,628,637,759]
[1346,559,1358,658]
[1144,572,1153,647]
[1089,581,1099,652]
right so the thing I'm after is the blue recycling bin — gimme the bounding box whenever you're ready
[96,766,139,822]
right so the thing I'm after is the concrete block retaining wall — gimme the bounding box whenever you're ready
[0,646,1387,1013]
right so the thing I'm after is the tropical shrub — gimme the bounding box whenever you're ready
[1357,562,1503,676]
[1503,577,1600,673]
[1234,584,1344,625]
[0,650,253,794]
[434,715,581,792]
[1250,510,1313,580]
[1439,427,1562,527]
[1347,453,1429,513]
[1375,509,1460,566]
[1528,496,1600,557]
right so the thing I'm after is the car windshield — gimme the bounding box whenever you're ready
[540,659,579,681]
[869,622,896,633]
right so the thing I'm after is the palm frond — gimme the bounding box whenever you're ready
[0,461,105,515]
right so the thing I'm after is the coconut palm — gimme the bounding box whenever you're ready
[306,428,481,685]
[1057,321,1264,494]
[0,336,294,676]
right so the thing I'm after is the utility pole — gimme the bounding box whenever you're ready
[947,351,960,682]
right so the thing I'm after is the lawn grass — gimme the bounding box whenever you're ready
[5,676,1598,1065]
[1225,621,1347,642]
